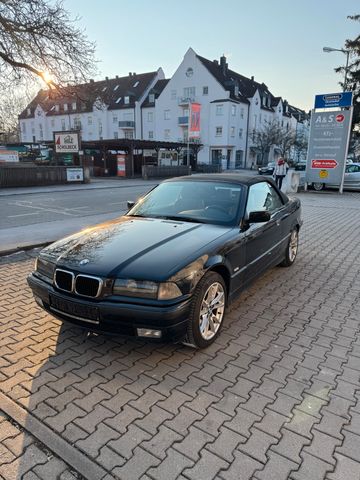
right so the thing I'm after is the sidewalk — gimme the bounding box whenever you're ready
[0,177,157,197]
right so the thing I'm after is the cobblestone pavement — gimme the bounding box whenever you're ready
[0,191,360,480]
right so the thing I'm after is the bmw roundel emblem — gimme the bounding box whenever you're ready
[79,259,90,266]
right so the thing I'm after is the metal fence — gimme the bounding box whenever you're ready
[142,165,192,179]
[0,164,88,187]
[195,164,222,173]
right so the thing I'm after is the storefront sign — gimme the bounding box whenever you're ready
[0,150,19,162]
[54,132,80,153]
[314,91,353,109]
[189,103,201,138]
[305,109,352,185]
[117,154,126,177]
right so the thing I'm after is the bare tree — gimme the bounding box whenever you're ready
[250,120,283,165]
[276,127,296,159]
[293,133,308,163]
[0,88,36,142]
[0,0,96,90]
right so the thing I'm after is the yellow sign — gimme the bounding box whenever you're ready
[319,170,329,179]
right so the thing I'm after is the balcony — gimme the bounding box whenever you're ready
[178,97,195,106]
[178,116,189,126]
[119,121,135,129]
[177,137,201,144]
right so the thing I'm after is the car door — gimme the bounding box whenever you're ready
[242,181,284,286]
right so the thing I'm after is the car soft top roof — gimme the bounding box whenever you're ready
[164,174,289,203]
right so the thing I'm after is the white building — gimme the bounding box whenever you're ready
[19,48,309,169]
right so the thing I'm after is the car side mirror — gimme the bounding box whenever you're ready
[127,200,135,209]
[248,210,271,223]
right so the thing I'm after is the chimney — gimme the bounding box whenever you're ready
[89,79,94,83]
[133,72,136,76]
[129,72,132,76]
[220,55,228,76]
[213,59,219,65]
[115,75,119,79]
[251,76,254,82]
[105,76,109,81]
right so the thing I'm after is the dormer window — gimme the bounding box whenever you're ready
[133,81,139,88]
[124,96,130,104]
[149,93,155,103]
[27,108,31,116]
[234,86,239,97]
[114,85,119,91]
[72,102,76,110]
[64,103,68,111]
[55,104,60,112]
[115,96,122,104]
[102,86,107,92]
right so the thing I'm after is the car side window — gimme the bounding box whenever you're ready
[246,182,283,216]
[346,165,360,173]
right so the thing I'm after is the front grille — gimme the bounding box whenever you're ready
[75,275,102,298]
[54,269,74,292]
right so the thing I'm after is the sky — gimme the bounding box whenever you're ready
[64,0,359,112]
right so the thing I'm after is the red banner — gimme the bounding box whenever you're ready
[189,103,201,138]
[311,159,338,169]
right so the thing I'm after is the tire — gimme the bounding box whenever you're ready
[183,272,227,348]
[313,182,324,191]
[280,229,299,267]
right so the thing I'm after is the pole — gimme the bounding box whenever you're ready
[344,50,350,92]
[339,105,353,194]
[187,103,191,166]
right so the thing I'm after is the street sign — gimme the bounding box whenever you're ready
[305,109,352,186]
[314,91,353,109]
[54,132,80,153]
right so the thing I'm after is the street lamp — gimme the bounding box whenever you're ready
[323,46,351,91]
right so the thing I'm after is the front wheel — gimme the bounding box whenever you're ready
[313,182,324,191]
[280,229,299,267]
[183,272,226,348]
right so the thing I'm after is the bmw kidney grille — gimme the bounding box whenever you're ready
[54,269,102,298]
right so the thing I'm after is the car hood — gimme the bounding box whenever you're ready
[40,216,232,280]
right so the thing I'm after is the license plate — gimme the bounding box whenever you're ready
[49,294,99,323]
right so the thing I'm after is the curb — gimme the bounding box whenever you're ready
[0,241,51,258]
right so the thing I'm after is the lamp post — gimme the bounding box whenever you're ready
[323,47,351,91]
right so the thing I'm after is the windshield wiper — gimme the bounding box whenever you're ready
[157,215,207,224]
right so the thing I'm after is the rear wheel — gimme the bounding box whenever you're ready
[280,229,299,267]
[183,272,226,348]
[313,182,324,191]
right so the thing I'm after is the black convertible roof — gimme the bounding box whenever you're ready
[166,173,274,186]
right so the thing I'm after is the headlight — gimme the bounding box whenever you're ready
[35,257,55,280]
[113,279,182,300]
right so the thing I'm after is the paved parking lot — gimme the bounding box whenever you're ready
[0,191,360,480]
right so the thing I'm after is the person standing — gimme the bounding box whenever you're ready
[274,157,289,189]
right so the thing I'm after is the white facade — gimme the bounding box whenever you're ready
[19,49,308,169]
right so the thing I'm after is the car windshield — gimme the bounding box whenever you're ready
[127,180,243,226]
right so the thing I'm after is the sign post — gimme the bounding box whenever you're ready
[305,92,353,194]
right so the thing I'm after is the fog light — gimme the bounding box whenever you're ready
[137,328,162,338]
[34,296,43,307]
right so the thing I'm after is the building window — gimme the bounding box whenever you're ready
[125,130,133,139]
[148,112,153,122]
[133,81,139,88]
[148,131,154,139]
[72,102,76,110]
[74,118,81,130]
[27,108,31,116]
[99,121,103,135]
[61,118,65,130]
[88,116,92,125]
[102,86,107,92]
[115,97,122,104]
[231,105,236,116]
[216,105,223,115]
[239,128,243,139]
[171,90,176,100]
[216,127,222,136]
[55,104,60,112]
[240,108,244,119]
[124,96,130,104]
[64,103,68,112]
[22,122,26,133]
[114,84,119,91]
[51,119,55,127]
[183,87,195,99]
[39,124,43,140]
[203,86,208,95]
[164,110,170,120]
[113,116,118,124]
[114,132,118,139]
[230,126,235,137]
[149,93,155,103]
[164,129,170,139]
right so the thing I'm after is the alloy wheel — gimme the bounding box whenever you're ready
[199,282,225,340]
[289,230,298,263]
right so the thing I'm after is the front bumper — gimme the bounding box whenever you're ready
[27,273,192,342]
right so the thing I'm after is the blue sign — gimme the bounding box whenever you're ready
[315,91,353,109]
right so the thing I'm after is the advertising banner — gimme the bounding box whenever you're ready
[117,154,126,177]
[189,103,201,138]
[305,109,352,185]
[54,132,80,153]
[66,167,84,182]
[314,91,353,109]
[0,150,19,162]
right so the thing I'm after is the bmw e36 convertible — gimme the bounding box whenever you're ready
[28,174,302,348]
